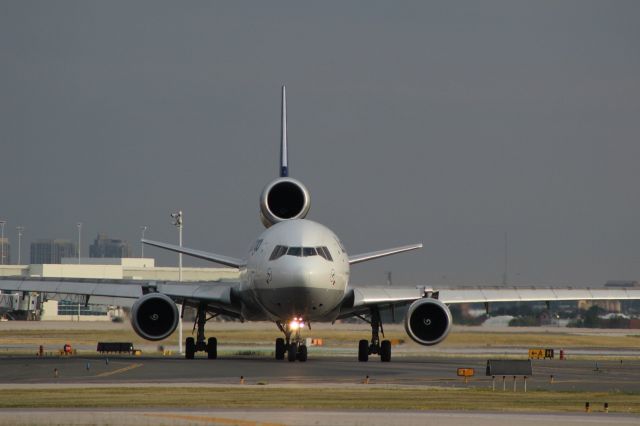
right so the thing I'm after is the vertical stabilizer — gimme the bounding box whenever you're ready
[280,85,288,177]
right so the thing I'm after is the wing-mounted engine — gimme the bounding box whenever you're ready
[404,298,452,346]
[260,177,311,228]
[130,293,179,341]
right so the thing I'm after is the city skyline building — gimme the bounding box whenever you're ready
[30,239,77,264]
[89,233,132,258]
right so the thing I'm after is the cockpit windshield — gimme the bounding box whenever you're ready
[287,247,302,256]
[269,245,333,261]
[269,245,288,260]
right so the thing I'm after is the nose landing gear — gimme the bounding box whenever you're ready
[185,303,219,360]
[356,306,391,362]
[275,319,308,362]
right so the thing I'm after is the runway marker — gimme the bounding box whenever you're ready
[144,413,285,426]
[95,363,143,378]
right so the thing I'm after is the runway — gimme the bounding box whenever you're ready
[1,355,639,392]
[1,355,638,425]
[0,409,636,426]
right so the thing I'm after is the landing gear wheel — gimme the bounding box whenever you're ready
[206,337,217,359]
[185,337,195,360]
[380,339,391,362]
[297,345,308,362]
[275,338,285,360]
[287,343,298,362]
[358,339,369,362]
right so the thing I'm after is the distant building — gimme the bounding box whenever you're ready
[30,239,77,264]
[578,299,622,313]
[89,233,132,258]
[605,280,639,288]
[0,237,10,265]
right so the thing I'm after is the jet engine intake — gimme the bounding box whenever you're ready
[260,177,311,227]
[404,298,452,346]
[130,293,179,341]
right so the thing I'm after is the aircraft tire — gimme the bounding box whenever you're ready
[297,344,308,362]
[275,338,285,360]
[287,344,298,362]
[185,337,195,360]
[380,340,391,362]
[207,337,217,359]
[358,339,369,362]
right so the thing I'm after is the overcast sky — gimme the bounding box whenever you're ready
[1,1,639,287]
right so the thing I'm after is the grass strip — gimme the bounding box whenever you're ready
[1,329,639,349]
[0,387,638,413]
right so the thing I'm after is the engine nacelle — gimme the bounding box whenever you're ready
[404,298,452,346]
[260,177,311,227]
[130,293,179,341]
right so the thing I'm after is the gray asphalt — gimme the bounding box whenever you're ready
[1,355,639,392]
[0,409,637,426]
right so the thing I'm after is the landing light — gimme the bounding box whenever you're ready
[289,317,304,330]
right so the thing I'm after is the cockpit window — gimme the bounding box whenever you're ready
[287,247,302,257]
[316,246,333,261]
[269,245,288,260]
[271,245,332,261]
[252,239,263,253]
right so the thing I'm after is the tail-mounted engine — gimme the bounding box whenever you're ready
[260,177,311,227]
[130,293,179,341]
[404,298,452,346]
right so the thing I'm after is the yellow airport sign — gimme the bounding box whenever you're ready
[457,368,475,377]
[528,348,554,359]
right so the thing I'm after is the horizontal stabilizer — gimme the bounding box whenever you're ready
[348,243,423,265]
[141,239,244,268]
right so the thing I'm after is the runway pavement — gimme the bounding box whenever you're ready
[0,409,637,426]
[1,355,639,392]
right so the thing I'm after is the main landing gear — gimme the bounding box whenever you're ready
[275,318,308,362]
[357,306,391,362]
[185,303,219,360]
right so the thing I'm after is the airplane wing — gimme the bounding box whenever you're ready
[348,243,423,265]
[339,285,640,317]
[437,286,640,304]
[142,239,245,268]
[0,277,242,317]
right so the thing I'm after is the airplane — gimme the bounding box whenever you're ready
[2,86,640,362]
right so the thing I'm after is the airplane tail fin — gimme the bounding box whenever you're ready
[280,85,288,177]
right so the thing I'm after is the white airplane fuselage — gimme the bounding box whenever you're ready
[240,219,350,323]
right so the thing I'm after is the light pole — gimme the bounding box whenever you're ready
[171,211,183,354]
[140,226,148,258]
[16,226,24,265]
[0,220,5,265]
[171,212,183,281]
[76,222,82,264]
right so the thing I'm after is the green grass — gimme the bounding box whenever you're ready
[0,387,638,413]
[1,327,639,350]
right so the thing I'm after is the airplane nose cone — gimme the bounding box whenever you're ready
[281,262,322,288]
[257,259,342,320]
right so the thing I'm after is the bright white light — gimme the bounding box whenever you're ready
[289,320,299,330]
